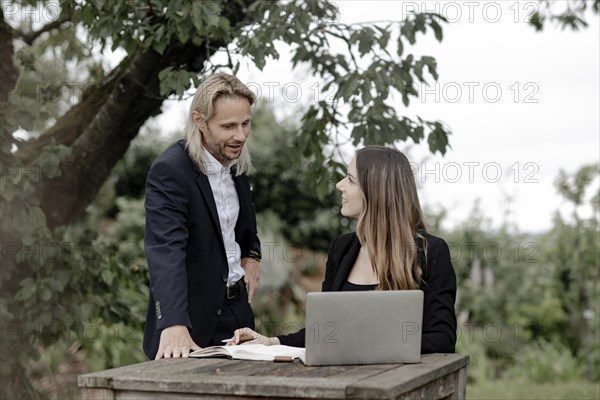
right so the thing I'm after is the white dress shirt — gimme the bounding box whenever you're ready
[202,150,244,286]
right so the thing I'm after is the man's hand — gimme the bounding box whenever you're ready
[241,257,260,303]
[155,325,201,360]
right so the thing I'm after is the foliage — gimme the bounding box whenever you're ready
[469,380,600,400]
[541,164,600,381]
[451,165,600,384]
[248,103,348,251]
[504,339,584,383]
[235,1,452,195]
[529,0,600,31]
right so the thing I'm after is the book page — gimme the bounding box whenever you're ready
[189,346,233,358]
[190,344,305,361]
[229,344,305,361]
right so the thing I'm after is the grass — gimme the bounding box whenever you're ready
[468,380,600,400]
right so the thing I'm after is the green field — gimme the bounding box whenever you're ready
[468,380,600,400]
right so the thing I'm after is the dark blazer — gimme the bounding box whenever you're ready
[142,140,261,359]
[279,231,457,353]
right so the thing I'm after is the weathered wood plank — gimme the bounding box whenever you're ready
[79,358,226,388]
[185,359,263,376]
[81,388,115,400]
[450,367,467,400]
[346,354,469,399]
[108,361,397,397]
[116,390,310,400]
[108,374,353,398]
[394,370,456,400]
[265,363,361,379]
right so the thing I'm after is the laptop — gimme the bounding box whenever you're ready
[302,290,423,366]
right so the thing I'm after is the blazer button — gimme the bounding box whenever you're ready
[222,275,228,283]
[216,309,222,316]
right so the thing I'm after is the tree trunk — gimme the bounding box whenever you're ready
[0,9,18,95]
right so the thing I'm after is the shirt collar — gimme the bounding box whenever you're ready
[202,148,235,176]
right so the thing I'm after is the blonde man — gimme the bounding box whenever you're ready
[143,73,261,359]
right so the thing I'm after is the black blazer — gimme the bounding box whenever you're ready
[279,231,457,353]
[142,140,260,359]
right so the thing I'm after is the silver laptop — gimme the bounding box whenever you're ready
[302,290,423,366]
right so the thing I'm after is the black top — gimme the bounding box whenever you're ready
[341,281,377,291]
[278,231,457,354]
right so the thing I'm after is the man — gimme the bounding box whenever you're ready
[143,73,261,360]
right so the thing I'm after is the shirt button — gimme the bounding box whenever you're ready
[216,309,222,316]
[222,275,228,283]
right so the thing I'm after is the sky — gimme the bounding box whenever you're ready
[152,0,600,234]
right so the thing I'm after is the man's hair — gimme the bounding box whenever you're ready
[184,73,256,175]
[354,146,428,290]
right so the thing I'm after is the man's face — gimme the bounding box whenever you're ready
[194,95,252,165]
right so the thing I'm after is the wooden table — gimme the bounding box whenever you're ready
[78,353,469,400]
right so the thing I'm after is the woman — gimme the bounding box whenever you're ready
[230,146,457,353]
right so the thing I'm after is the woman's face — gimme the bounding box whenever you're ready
[336,157,364,218]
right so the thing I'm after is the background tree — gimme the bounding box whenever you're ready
[543,165,600,381]
[247,105,348,252]
[529,0,600,31]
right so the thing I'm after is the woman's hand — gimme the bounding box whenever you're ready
[226,327,280,346]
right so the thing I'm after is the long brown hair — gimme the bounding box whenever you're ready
[354,146,427,290]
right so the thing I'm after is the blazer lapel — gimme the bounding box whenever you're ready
[191,162,224,242]
[232,173,248,217]
[331,236,361,291]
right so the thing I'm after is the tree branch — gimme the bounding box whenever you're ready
[0,8,19,102]
[33,0,258,228]
[20,15,71,45]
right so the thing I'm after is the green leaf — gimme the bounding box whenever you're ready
[40,287,52,302]
[375,26,391,48]
[401,21,416,44]
[421,56,439,80]
[396,35,404,56]
[17,278,36,301]
[338,76,360,102]
[529,12,544,31]
[192,2,204,30]
[351,125,366,146]
[101,270,114,285]
[414,125,425,141]
[152,38,168,55]
[361,87,372,104]
[176,22,191,44]
[357,28,375,57]
[430,19,443,41]
[204,9,221,27]
[413,60,425,82]
[427,124,450,154]
[315,176,329,201]
[158,67,174,97]
[402,92,410,107]
[47,278,65,293]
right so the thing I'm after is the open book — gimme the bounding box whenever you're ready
[189,344,305,362]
